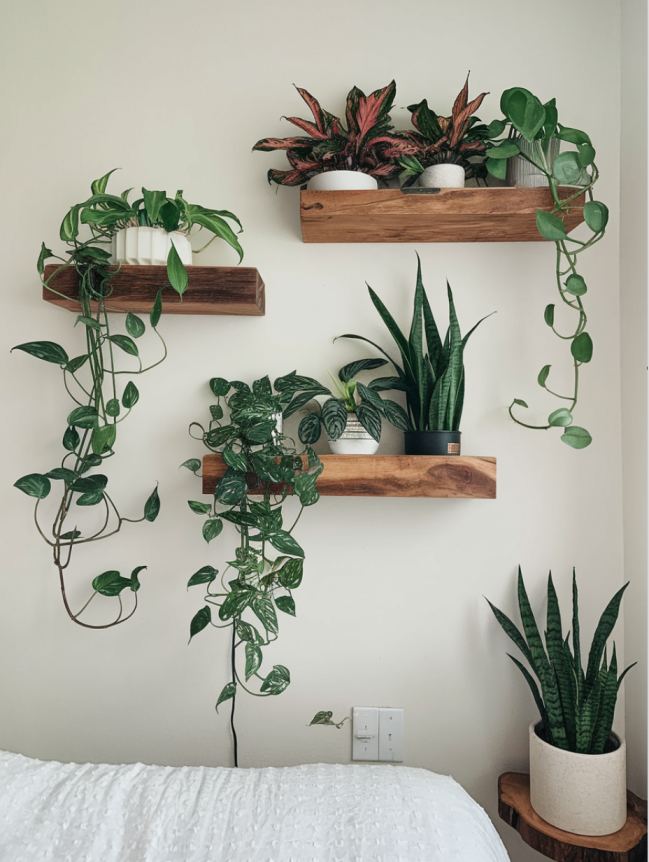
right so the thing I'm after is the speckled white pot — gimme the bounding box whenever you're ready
[307,170,378,191]
[419,164,465,189]
[529,722,627,835]
[112,227,192,266]
[328,414,379,455]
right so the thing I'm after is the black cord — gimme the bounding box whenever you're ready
[230,625,239,767]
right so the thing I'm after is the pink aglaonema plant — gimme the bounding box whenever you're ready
[253,81,417,186]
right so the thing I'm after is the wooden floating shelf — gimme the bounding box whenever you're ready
[202,454,496,499]
[300,187,584,243]
[498,773,647,862]
[42,264,265,316]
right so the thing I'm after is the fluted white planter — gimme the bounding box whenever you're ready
[419,164,465,189]
[507,138,560,188]
[308,170,378,191]
[112,227,192,266]
[328,414,379,455]
[529,722,627,836]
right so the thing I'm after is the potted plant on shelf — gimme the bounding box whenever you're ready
[399,75,494,189]
[274,361,407,455]
[487,568,634,836]
[181,375,322,766]
[253,81,415,191]
[338,255,491,455]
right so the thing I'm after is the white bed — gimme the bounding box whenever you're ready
[0,750,509,861]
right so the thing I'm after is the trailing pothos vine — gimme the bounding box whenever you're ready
[484,87,608,449]
[182,374,322,766]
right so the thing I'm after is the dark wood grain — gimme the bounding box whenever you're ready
[42,264,265,316]
[300,187,585,243]
[499,773,647,862]
[202,454,496,499]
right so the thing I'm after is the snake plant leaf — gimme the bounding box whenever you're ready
[585,582,629,688]
[166,244,189,296]
[187,566,217,588]
[260,664,290,695]
[408,256,425,368]
[571,332,593,363]
[14,473,51,499]
[486,598,535,668]
[338,358,387,382]
[356,402,381,442]
[251,594,279,635]
[245,643,263,680]
[275,595,296,616]
[215,682,236,712]
[583,201,609,233]
[576,678,601,753]
[144,486,160,522]
[202,518,223,543]
[92,570,132,597]
[591,644,618,754]
[571,570,584,689]
[109,334,139,356]
[321,398,347,439]
[561,426,592,449]
[507,653,549,729]
[12,341,69,366]
[367,286,413,374]
[536,210,567,241]
[122,381,139,408]
[269,530,304,558]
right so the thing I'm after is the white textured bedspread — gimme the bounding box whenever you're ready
[0,750,509,861]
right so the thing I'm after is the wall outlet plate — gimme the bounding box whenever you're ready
[352,706,379,761]
[378,707,404,762]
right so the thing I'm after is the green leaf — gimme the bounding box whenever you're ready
[565,274,587,296]
[209,377,230,397]
[552,152,582,185]
[215,470,247,505]
[485,141,520,159]
[14,473,51,499]
[188,500,212,514]
[180,458,201,475]
[380,398,411,431]
[512,398,529,409]
[60,530,81,541]
[63,426,80,451]
[583,201,609,233]
[356,403,381,442]
[60,205,80,242]
[105,398,121,418]
[160,201,180,232]
[150,290,163,328]
[187,565,217,588]
[251,594,279,635]
[310,710,334,726]
[557,125,591,146]
[236,621,262,643]
[144,486,160,522]
[189,209,243,262]
[109,334,139,356]
[122,381,139,408]
[210,404,224,421]
[571,332,593,363]
[548,408,573,427]
[130,565,146,592]
[189,605,211,641]
[75,315,101,331]
[46,467,77,483]
[68,406,98,428]
[92,570,132,596]
[125,313,145,338]
[260,664,290,695]
[219,587,254,621]
[222,447,247,473]
[321,399,347,440]
[536,210,567,240]
[72,474,107,493]
[544,304,555,326]
[269,530,304,558]
[142,188,167,224]
[66,355,89,374]
[76,490,104,506]
[215,682,236,712]
[245,643,262,680]
[276,595,296,616]
[91,424,116,455]
[166,244,188,296]
[561,426,592,449]
[37,242,54,274]
[537,365,551,387]
[338,358,387,382]
[500,87,546,140]
[12,341,69,366]
[90,168,118,195]
[278,558,303,589]
[202,518,223,543]
[298,413,321,445]
[585,582,629,688]
[486,157,507,180]
[577,143,596,167]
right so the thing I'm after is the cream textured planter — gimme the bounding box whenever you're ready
[308,170,378,191]
[419,164,465,189]
[328,414,379,455]
[507,138,559,188]
[529,722,627,835]
[112,227,192,266]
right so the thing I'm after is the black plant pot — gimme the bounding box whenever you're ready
[404,430,461,456]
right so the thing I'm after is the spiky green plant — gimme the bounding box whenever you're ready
[487,568,635,754]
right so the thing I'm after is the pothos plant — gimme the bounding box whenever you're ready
[182,375,322,766]
[484,87,607,449]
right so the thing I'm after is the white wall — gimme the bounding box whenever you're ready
[621,0,648,799]
[0,2,627,859]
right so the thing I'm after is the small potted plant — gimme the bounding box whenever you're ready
[399,75,493,189]
[253,82,415,191]
[487,568,634,836]
[274,362,406,455]
[338,255,491,455]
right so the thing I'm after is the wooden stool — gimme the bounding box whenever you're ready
[498,772,647,861]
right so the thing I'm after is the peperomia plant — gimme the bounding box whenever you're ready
[272,362,407,446]
[487,568,634,754]
[253,81,415,186]
[484,88,607,449]
[182,375,322,766]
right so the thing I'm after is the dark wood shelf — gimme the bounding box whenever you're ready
[42,264,265,316]
[300,186,584,243]
[499,773,647,862]
[202,454,496,499]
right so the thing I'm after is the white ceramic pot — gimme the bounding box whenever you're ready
[308,170,378,191]
[419,164,465,189]
[112,227,192,266]
[529,722,627,835]
[328,414,379,455]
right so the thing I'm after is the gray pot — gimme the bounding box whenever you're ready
[507,138,559,188]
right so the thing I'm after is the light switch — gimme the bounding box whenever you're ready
[378,708,404,762]
[352,707,379,761]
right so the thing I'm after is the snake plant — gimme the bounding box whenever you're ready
[488,568,635,754]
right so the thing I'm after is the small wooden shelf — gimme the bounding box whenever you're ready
[42,264,265,316]
[499,773,647,862]
[300,187,584,243]
[202,454,496,499]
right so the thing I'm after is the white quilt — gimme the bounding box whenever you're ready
[0,750,509,862]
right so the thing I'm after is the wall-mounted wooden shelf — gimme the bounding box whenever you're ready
[499,773,647,862]
[202,454,496,499]
[42,264,265,316]
[300,187,584,243]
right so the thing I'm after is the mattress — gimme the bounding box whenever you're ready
[0,750,509,861]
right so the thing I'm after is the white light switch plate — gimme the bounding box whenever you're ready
[352,707,379,761]
[378,707,404,762]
